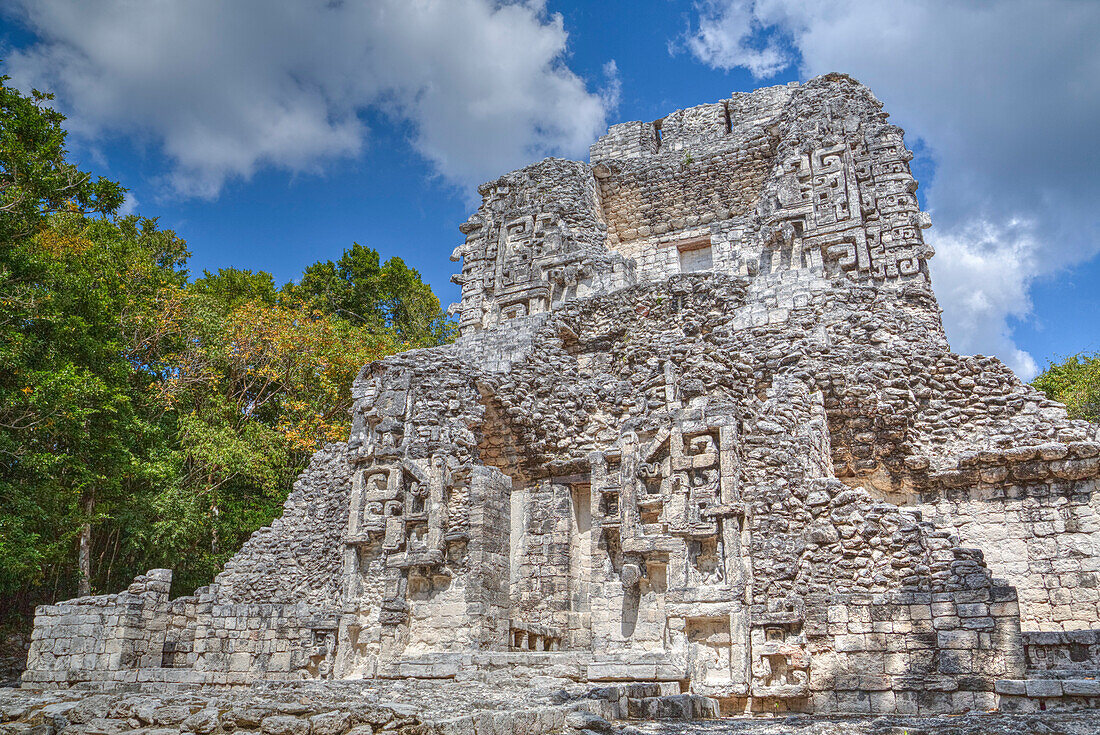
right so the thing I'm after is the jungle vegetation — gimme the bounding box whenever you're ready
[0,77,452,627]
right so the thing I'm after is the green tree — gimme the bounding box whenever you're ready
[1032,352,1100,424]
[148,280,399,592]
[0,75,122,243]
[190,267,278,310]
[286,242,454,346]
[0,213,188,607]
[0,76,451,623]
[1,77,129,610]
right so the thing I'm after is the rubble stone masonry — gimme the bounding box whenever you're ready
[22,74,1100,716]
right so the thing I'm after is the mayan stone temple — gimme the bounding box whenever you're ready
[20,74,1100,718]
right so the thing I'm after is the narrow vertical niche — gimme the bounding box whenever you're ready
[571,483,591,536]
[723,101,733,134]
[570,482,592,624]
[759,247,774,276]
[509,483,527,604]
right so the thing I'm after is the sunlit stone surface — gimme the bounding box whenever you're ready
[20,74,1100,719]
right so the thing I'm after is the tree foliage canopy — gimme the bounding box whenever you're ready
[0,77,452,623]
[1032,352,1100,424]
[285,242,453,346]
[0,75,123,242]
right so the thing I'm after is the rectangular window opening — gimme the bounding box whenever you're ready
[678,238,713,273]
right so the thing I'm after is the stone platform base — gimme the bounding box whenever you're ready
[0,679,721,735]
[6,679,1100,735]
[631,712,1100,735]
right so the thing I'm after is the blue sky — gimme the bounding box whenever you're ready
[2,0,1099,379]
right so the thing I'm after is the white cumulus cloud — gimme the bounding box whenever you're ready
[3,0,616,198]
[682,0,1100,379]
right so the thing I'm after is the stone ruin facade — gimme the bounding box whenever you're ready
[22,74,1100,716]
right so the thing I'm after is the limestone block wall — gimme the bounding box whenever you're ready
[213,444,352,609]
[588,84,795,163]
[348,345,488,468]
[915,475,1100,631]
[595,137,774,257]
[588,120,660,161]
[589,75,934,293]
[338,345,518,673]
[585,541,672,658]
[725,84,798,130]
[511,479,574,637]
[20,75,1100,717]
[656,103,731,154]
[817,326,1097,499]
[160,595,201,669]
[189,602,326,684]
[336,538,386,679]
[401,465,512,656]
[379,543,458,656]
[22,570,172,687]
[24,574,337,687]
[607,224,735,285]
[24,446,356,687]
[465,466,513,650]
[903,355,1098,469]
[448,314,549,373]
[462,278,1035,710]
[805,586,1024,714]
[734,380,1025,711]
